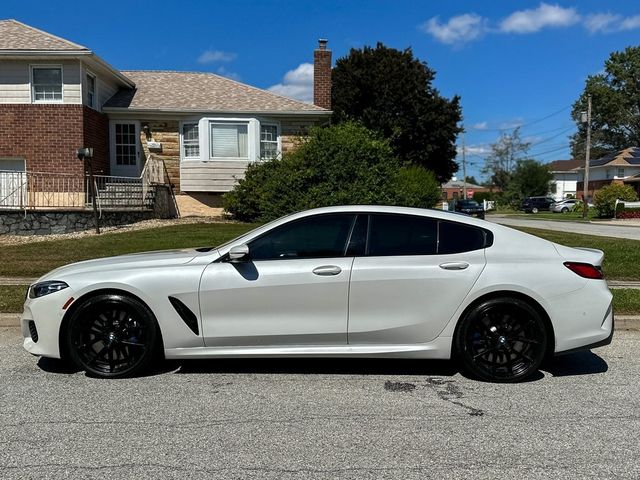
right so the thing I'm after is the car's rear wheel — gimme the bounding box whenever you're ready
[455,297,548,382]
[561,207,569,213]
[65,294,158,378]
[532,207,539,213]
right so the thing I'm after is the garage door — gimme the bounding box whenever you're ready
[0,159,27,208]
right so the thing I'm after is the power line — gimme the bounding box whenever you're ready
[468,104,573,133]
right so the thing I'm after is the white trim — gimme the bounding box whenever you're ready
[179,121,201,160]
[109,120,141,177]
[85,69,98,111]
[258,120,282,160]
[30,64,64,104]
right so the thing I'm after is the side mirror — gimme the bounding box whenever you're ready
[228,244,249,262]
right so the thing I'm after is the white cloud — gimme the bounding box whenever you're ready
[267,63,314,104]
[420,14,487,45]
[458,144,490,156]
[619,15,640,31]
[500,3,580,34]
[584,13,621,33]
[471,121,488,131]
[499,120,524,130]
[215,66,240,81]
[197,49,237,64]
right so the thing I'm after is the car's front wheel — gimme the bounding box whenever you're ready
[561,207,569,213]
[455,297,548,382]
[65,294,159,378]
[531,207,539,214]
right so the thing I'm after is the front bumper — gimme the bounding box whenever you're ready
[21,286,76,359]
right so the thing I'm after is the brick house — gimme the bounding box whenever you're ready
[0,20,332,213]
[575,147,640,200]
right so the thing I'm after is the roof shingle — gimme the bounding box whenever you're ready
[104,70,328,113]
[0,19,88,51]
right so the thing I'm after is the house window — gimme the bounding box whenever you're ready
[210,122,248,159]
[86,73,96,108]
[606,169,611,179]
[617,167,625,178]
[260,124,279,159]
[32,67,62,102]
[182,123,200,158]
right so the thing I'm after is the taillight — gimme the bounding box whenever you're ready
[564,262,604,279]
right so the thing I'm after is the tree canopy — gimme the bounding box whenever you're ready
[481,128,531,190]
[223,123,441,222]
[571,46,640,159]
[331,43,462,182]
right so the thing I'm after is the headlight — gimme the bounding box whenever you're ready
[29,281,69,299]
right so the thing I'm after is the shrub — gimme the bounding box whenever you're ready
[473,191,497,203]
[224,123,414,222]
[392,166,441,209]
[593,184,638,218]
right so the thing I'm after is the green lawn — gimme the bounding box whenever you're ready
[2,284,638,315]
[516,227,640,281]
[0,222,258,278]
[500,211,598,222]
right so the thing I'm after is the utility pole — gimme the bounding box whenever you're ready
[582,95,592,219]
[462,129,467,199]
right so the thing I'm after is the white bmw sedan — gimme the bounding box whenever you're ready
[22,206,613,382]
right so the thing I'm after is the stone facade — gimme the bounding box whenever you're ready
[0,104,109,175]
[139,120,180,190]
[0,210,155,236]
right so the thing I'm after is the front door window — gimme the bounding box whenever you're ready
[111,122,140,177]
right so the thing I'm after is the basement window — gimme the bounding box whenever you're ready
[32,66,62,102]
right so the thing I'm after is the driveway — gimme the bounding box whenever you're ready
[1,323,639,479]
[489,216,640,240]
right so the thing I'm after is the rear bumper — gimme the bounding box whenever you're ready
[555,309,614,356]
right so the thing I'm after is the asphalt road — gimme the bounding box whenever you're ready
[489,216,640,240]
[1,325,639,479]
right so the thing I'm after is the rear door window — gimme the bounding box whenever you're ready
[367,214,438,256]
[438,220,490,254]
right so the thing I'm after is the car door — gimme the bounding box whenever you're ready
[348,214,488,345]
[199,213,357,347]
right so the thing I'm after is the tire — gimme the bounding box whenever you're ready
[561,207,569,213]
[455,297,548,383]
[65,294,159,378]
[532,207,539,214]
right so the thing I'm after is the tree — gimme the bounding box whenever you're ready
[593,184,638,218]
[465,176,479,185]
[223,123,441,222]
[481,128,531,190]
[331,43,462,182]
[571,46,640,160]
[506,159,554,202]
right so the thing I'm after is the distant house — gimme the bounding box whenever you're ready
[441,177,493,200]
[575,147,640,200]
[0,19,332,214]
[546,159,582,200]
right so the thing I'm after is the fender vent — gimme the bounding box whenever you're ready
[168,297,199,335]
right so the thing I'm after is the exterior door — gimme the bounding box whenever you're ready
[199,213,357,347]
[0,158,26,208]
[110,121,140,177]
[348,214,488,345]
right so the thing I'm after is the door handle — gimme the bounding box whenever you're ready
[439,262,470,270]
[312,265,342,276]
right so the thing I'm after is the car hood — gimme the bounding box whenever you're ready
[37,248,218,283]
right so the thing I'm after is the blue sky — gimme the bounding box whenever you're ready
[4,0,640,179]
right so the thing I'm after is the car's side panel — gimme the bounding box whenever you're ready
[199,258,353,347]
[348,249,486,344]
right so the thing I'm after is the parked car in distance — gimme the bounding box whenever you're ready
[550,199,578,213]
[22,205,613,383]
[454,199,485,219]
[520,196,556,213]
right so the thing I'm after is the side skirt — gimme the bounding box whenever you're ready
[164,336,452,360]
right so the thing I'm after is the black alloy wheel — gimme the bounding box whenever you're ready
[66,294,158,378]
[455,297,548,382]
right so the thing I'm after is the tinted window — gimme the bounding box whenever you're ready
[368,214,437,256]
[249,214,355,260]
[438,221,488,254]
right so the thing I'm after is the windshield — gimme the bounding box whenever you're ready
[459,200,479,206]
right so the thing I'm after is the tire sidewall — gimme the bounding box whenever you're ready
[65,294,158,378]
[454,297,548,383]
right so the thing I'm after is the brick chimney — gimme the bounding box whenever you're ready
[313,39,332,110]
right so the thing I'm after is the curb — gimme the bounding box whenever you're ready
[2,313,639,330]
